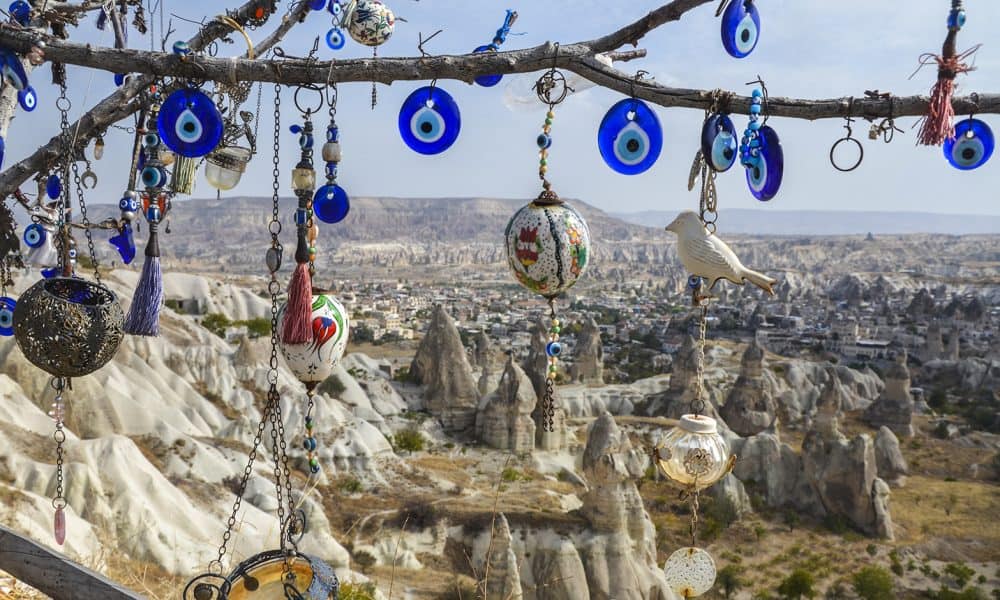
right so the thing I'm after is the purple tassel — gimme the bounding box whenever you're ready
[124,224,163,336]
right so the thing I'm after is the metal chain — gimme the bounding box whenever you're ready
[691,304,708,416]
[70,159,101,284]
[698,161,718,233]
[55,87,72,275]
[542,298,558,433]
[50,377,67,512]
[689,490,700,546]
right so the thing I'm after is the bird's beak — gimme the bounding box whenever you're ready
[665,221,676,233]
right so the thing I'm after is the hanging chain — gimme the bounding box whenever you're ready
[542,298,560,433]
[50,377,67,532]
[691,304,708,416]
[55,86,72,276]
[688,490,700,546]
[698,161,718,233]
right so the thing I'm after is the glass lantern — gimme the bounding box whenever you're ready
[205,146,251,191]
[654,414,731,491]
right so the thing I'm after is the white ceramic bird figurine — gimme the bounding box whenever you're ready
[665,210,776,295]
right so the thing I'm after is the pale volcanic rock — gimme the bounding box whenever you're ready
[874,426,909,487]
[769,360,882,425]
[719,340,778,436]
[864,352,915,438]
[482,514,523,600]
[570,316,604,384]
[409,304,479,433]
[476,356,537,453]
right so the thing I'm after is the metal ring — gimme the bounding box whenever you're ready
[293,84,324,115]
[52,497,67,510]
[81,170,98,189]
[830,136,864,172]
[53,429,66,443]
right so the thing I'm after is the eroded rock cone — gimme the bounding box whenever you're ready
[720,340,777,436]
[571,316,604,384]
[874,426,908,487]
[410,304,478,432]
[476,355,537,453]
[864,352,915,438]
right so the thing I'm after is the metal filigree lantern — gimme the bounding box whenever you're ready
[13,276,124,378]
[223,550,339,600]
[654,414,730,491]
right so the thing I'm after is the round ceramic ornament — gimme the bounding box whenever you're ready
[663,547,717,598]
[504,200,591,298]
[157,88,224,158]
[277,292,350,384]
[347,0,395,47]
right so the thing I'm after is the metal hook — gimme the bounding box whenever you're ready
[630,69,651,99]
[830,99,864,172]
[417,29,443,58]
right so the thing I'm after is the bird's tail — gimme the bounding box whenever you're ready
[743,268,777,295]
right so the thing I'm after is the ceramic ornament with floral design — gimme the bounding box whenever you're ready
[278,293,350,385]
[504,203,590,298]
[347,0,395,47]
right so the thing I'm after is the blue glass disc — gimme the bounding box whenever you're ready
[0,296,14,336]
[1,135,7,170]
[23,223,45,248]
[472,46,502,87]
[308,0,326,9]
[46,174,61,199]
[157,88,224,158]
[313,184,350,223]
[744,125,783,201]
[701,113,738,172]
[597,98,663,175]
[326,27,346,50]
[398,86,462,155]
[944,118,994,170]
[114,73,126,86]
[109,223,136,265]
[9,1,30,25]
[17,85,36,112]
[721,0,760,59]
[1,51,28,90]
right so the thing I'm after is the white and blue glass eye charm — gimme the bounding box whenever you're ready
[0,49,29,90]
[23,223,46,249]
[597,98,663,175]
[720,0,760,59]
[701,113,738,172]
[314,124,350,223]
[17,85,37,112]
[157,87,224,158]
[0,296,15,337]
[944,118,994,170]
[398,86,461,155]
[9,1,30,26]
[739,89,783,201]
[326,27,346,50]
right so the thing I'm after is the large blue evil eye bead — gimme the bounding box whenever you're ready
[398,86,462,155]
[46,174,61,199]
[721,0,760,59]
[597,98,663,175]
[141,166,166,188]
[326,28,346,50]
[944,118,994,171]
[314,184,350,224]
[9,1,30,25]
[701,113,738,172]
[309,0,325,9]
[545,341,562,358]
[744,125,783,201]
[472,46,502,88]
[157,88,224,158]
[1,50,28,91]
[0,296,15,336]
[17,85,37,112]
[23,223,45,248]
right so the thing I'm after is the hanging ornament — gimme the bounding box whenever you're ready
[471,10,518,88]
[398,85,461,155]
[278,293,350,385]
[597,96,663,175]
[654,414,731,490]
[0,49,29,90]
[700,113,738,172]
[719,0,760,59]
[0,295,14,336]
[739,87,783,201]
[223,551,339,598]
[157,86,224,158]
[505,59,591,433]
[944,117,994,170]
[170,154,198,195]
[663,547,717,598]
[347,0,395,47]
[915,1,978,147]
[314,89,350,224]
[17,85,37,112]
[92,134,105,160]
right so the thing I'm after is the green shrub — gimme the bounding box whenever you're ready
[337,477,363,494]
[717,564,744,599]
[777,568,815,599]
[393,428,425,453]
[202,313,231,338]
[945,563,976,589]
[852,565,894,600]
[318,374,347,396]
[866,543,878,557]
[340,581,378,600]
[351,549,377,573]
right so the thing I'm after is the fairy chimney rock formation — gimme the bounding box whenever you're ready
[924,322,945,361]
[864,352,915,437]
[410,304,478,432]
[473,329,493,369]
[720,340,777,436]
[476,356,537,453]
[570,316,604,384]
[813,372,846,441]
[523,317,549,401]
[483,514,524,600]
[874,426,909,487]
[946,328,960,361]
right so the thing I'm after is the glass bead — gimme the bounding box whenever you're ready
[309,0,325,9]
[700,113,737,172]
[325,163,338,179]
[313,184,350,224]
[751,89,762,98]
[943,118,994,170]
[308,246,317,255]
[109,223,136,265]
[743,125,783,201]
[291,167,316,191]
[146,204,161,222]
[23,223,45,249]
[472,45,502,87]
[546,341,562,357]
[655,415,730,490]
[1,50,28,90]
[17,85,36,112]
[328,0,342,15]
[156,88,224,158]
[748,120,760,131]
[295,208,309,225]
[687,275,702,290]
[663,547,716,598]
[118,195,139,213]
[551,319,560,326]
[322,141,342,162]
[398,86,462,155]
[721,0,760,59]
[326,126,339,143]
[204,146,251,190]
[537,134,552,149]
[0,296,16,336]
[304,437,318,451]
[325,27,346,50]
[45,174,61,199]
[172,41,191,56]
[749,103,761,115]
[597,98,663,175]
[310,463,321,474]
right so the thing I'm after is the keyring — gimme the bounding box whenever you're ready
[830,136,863,172]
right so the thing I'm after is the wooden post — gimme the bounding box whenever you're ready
[0,524,144,600]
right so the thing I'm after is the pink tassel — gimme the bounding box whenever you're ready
[282,263,313,344]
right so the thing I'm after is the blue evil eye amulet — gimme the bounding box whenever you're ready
[721,0,760,59]
[739,89,783,201]
[157,88,224,158]
[326,28,346,50]
[701,113,738,172]
[944,118,994,170]
[398,86,462,155]
[0,296,15,336]
[17,85,37,111]
[597,98,663,175]
[23,223,45,248]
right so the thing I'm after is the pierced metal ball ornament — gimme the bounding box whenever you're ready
[223,550,339,600]
[13,277,124,378]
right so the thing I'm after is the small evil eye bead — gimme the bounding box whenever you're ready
[328,0,342,15]
[23,223,45,248]
[751,89,763,99]
[325,163,338,179]
[140,165,166,188]
[294,208,309,226]
[309,459,321,474]
[146,204,161,222]
[299,133,314,150]
[143,132,160,148]
[172,41,191,56]
[303,437,318,452]
[749,103,761,115]
[688,275,703,290]
[326,126,339,142]
[545,341,562,358]
[537,133,552,149]
[17,85,37,112]
[45,174,61,199]
[947,8,966,30]
[68,247,78,261]
[118,195,139,212]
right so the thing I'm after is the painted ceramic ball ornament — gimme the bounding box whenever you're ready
[654,414,731,491]
[347,0,395,47]
[277,293,350,385]
[663,547,717,598]
[504,200,591,298]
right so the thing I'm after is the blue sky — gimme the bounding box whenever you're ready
[7,0,1000,216]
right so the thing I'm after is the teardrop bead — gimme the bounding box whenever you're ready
[54,507,66,545]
